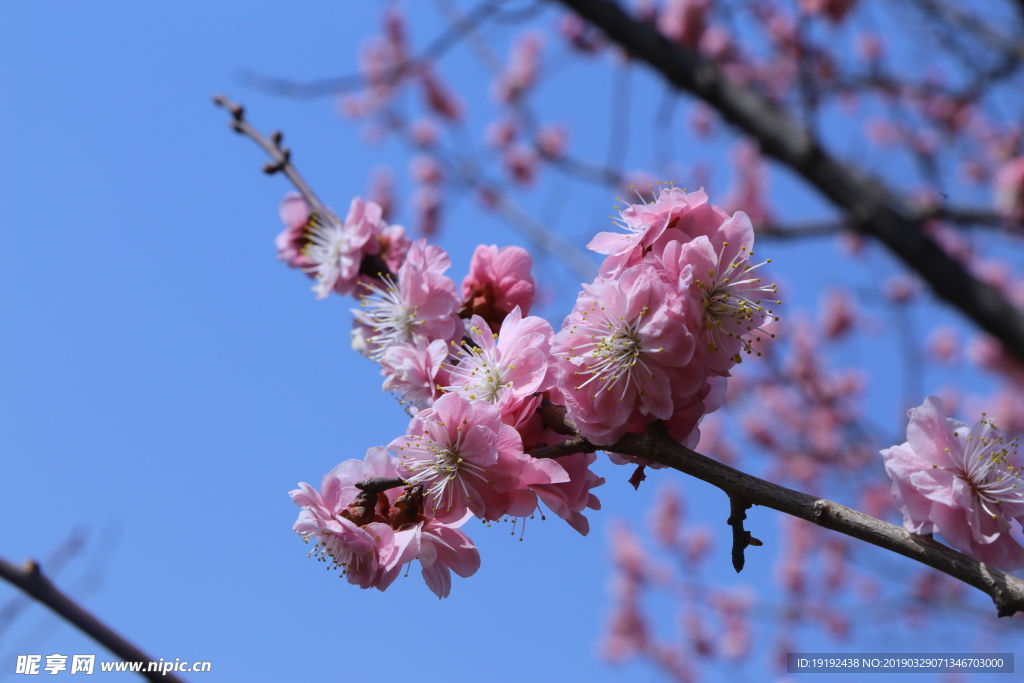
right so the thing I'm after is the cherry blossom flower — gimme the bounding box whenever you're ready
[588,185,728,278]
[995,156,1024,221]
[528,451,605,536]
[275,192,314,270]
[354,240,461,361]
[553,263,700,445]
[460,244,536,330]
[657,212,778,375]
[393,516,481,598]
[291,447,481,596]
[443,308,554,417]
[381,337,449,409]
[303,197,386,299]
[289,447,408,590]
[658,0,711,49]
[389,393,534,522]
[493,32,543,104]
[882,396,1024,570]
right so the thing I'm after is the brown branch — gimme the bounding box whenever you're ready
[726,497,757,573]
[528,420,1024,617]
[0,557,188,683]
[212,94,327,217]
[554,0,1024,366]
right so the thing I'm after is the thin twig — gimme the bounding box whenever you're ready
[212,94,327,217]
[0,557,187,683]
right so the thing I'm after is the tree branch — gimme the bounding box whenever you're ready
[212,94,328,217]
[528,422,1024,617]
[0,557,187,683]
[553,0,1024,365]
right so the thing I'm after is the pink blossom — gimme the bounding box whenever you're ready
[881,396,1024,570]
[558,13,604,54]
[927,327,959,363]
[391,515,481,599]
[354,240,462,361]
[417,66,462,121]
[289,447,408,590]
[658,0,711,50]
[303,197,387,299]
[460,244,537,330]
[291,447,481,597]
[588,185,727,278]
[553,263,700,446]
[485,119,517,148]
[657,212,778,375]
[389,393,530,523]
[381,337,449,409]
[443,308,555,419]
[493,32,543,104]
[376,223,412,274]
[995,156,1024,221]
[413,185,442,237]
[504,144,539,185]
[537,124,569,159]
[528,451,605,536]
[820,289,856,340]
[799,0,857,23]
[367,168,396,222]
[275,192,314,270]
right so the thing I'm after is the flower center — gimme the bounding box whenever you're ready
[694,242,779,362]
[303,214,355,298]
[396,428,488,514]
[444,331,510,403]
[357,276,419,361]
[564,304,659,400]
[952,419,1024,519]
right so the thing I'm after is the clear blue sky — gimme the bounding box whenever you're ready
[0,2,1019,682]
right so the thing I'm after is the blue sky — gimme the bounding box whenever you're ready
[1,2,1021,682]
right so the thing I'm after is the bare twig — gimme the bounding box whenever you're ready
[212,94,327,217]
[554,0,1024,365]
[0,557,187,683]
[527,421,1024,617]
[727,497,759,573]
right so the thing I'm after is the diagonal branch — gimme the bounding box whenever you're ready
[0,557,187,683]
[528,421,1024,617]
[553,0,1024,365]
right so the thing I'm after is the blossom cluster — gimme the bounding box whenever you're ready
[285,184,778,596]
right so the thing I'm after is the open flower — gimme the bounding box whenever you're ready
[443,308,554,423]
[354,240,462,361]
[882,396,1024,570]
[389,393,529,522]
[553,263,700,445]
[289,447,408,590]
[303,197,386,299]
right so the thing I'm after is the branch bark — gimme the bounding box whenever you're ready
[553,0,1024,365]
[529,422,1024,617]
[0,557,187,683]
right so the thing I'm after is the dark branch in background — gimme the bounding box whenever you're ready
[756,207,1017,240]
[526,420,1024,617]
[0,557,187,683]
[553,0,1024,365]
[0,528,87,638]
